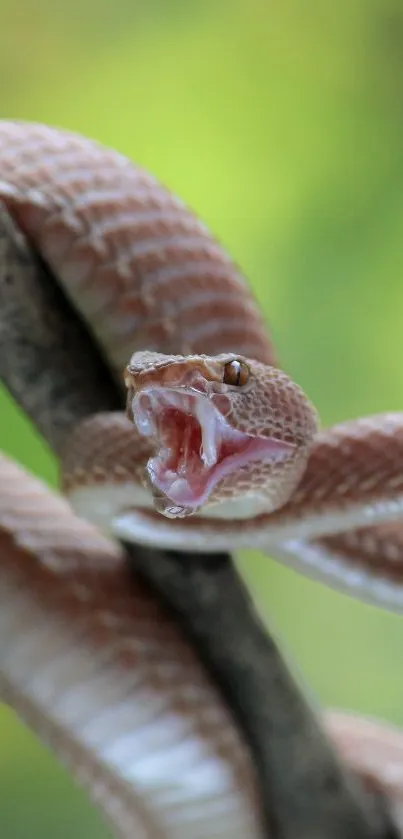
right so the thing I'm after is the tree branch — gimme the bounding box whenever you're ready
[0,202,398,838]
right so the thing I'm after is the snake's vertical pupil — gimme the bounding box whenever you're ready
[223,360,250,387]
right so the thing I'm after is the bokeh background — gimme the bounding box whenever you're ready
[1,0,403,835]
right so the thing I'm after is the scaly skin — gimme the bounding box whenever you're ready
[1,120,403,838]
[0,122,400,609]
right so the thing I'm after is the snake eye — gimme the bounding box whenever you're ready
[223,359,250,387]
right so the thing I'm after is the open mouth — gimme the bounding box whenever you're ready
[131,386,295,516]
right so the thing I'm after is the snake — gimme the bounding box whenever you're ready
[1,120,403,836]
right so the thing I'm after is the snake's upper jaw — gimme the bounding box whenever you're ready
[130,385,295,519]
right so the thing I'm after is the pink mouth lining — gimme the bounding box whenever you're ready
[132,386,295,514]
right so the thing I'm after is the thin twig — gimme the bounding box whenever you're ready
[0,202,120,452]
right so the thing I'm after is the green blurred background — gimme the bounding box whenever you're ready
[2,0,403,835]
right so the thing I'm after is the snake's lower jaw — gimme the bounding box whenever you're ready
[141,472,195,519]
[150,489,196,519]
[147,435,296,518]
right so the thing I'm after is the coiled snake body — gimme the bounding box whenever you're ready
[2,121,403,837]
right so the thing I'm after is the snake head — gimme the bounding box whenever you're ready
[125,350,318,519]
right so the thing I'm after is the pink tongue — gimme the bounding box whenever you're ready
[147,450,207,511]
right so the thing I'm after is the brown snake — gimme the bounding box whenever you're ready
[1,120,403,837]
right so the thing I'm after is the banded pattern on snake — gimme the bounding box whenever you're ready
[1,120,403,837]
